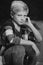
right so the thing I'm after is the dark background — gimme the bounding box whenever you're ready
[0,0,43,25]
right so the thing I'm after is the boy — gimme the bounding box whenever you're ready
[0,0,42,65]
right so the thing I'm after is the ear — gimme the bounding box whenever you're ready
[10,11,14,18]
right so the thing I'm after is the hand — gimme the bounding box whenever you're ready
[32,43,40,56]
[36,50,40,56]
[25,17,32,27]
[0,61,3,65]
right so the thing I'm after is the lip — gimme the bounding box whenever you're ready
[19,22,24,25]
[19,20,25,24]
[21,20,25,23]
[20,22,23,24]
[19,21,23,23]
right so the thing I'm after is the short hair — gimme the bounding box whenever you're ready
[11,1,29,15]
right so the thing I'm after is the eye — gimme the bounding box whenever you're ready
[24,15,27,17]
[18,15,22,16]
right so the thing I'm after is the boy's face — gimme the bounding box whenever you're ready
[13,11,28,25]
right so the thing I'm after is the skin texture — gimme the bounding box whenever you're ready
[13,11,28,25]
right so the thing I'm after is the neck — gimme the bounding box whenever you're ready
[12,21,20,32]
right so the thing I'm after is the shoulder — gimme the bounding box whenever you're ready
[2,19,13,27]
[1,19,15,34]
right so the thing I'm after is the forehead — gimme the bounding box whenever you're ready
[16,11,28,16]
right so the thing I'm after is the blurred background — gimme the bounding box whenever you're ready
[0,0,43,65]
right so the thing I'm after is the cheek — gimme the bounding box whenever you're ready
[15,16,19,21]
[15,15,21,21]
[17,17,21,21]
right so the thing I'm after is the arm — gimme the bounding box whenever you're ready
[6,32,40,56]
[20,39,40,56]
[29,23,42,42]
[26,17,42,42]
[4,25,40,56]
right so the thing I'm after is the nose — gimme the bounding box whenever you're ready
[21,17,25,21]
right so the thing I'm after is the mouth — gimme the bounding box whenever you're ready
[20,20,25,23]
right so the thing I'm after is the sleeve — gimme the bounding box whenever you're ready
[1,24,21,46]
[5,26,21,45]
